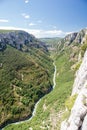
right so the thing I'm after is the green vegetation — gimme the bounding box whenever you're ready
[75,61,82,71]
[81,42,87,52]
[0,43,53,128]
[4,43,78,130]
[65,94,78,111]
[62,94,78,121]
[81,36,87,57]
[3,32,85,130]
[40,37,61,52]
[0,30,14,33]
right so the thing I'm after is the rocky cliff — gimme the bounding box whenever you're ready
[61,29,87,130]
[0,30,47,51]
[57,29,87,52]
[64,28,87,45]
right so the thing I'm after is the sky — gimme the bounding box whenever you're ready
[0,0,87,38]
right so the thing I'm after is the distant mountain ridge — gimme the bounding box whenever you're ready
[40,28,87,52]
[40,37,61,51]
[0,30,47,51]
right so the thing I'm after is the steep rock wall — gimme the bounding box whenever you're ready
[61,50,87,130]
[0,30,47,51]
[63,28,87,45]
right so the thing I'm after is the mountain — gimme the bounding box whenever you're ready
[61,49,87,130]
[3,28,87,130]
[59,28,87,130]
[57,28,87,51]
[39,28,87,130]
[0,30,47,51]
[0,30,54,128]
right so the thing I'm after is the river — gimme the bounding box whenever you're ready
[1,63,56,130]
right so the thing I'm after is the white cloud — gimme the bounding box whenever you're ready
[25,0,29,3]
[26,29,65,38]
[65,31,75,35]
[29,23,36,26]
[21,13,30,19]
[0,19,9,23]
[0,26,19,30]
[29,29,65,38]
[0,26,66,38]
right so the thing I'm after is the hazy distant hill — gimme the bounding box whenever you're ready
[39,37,61,51]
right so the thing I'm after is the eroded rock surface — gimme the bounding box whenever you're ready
[61,49,87,130]
[0,30,47,51]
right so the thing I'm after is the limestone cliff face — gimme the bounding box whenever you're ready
[57,28,87,53]
[0,30,47,51]
[72,50,87,95]
[63,28,87,45]
[74,28,87,44]
[60,29,87,130]
[64,32,77,45]
[61,50,87,130]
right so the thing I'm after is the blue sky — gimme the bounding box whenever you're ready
[0,0,87,38]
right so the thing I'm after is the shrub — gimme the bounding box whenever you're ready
[21,97,30,106]
[11,106,21,115]
[81,40,87,57]
[65,94,78,111]
[74,61,82,71]
[81,42,87,52]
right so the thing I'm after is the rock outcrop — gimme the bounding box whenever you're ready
[64,32,78,45]
[61,34,87,130]
[0,30,47,51]
[57,28,87,53]
[60,28,87,46]
[75,28,87,44]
